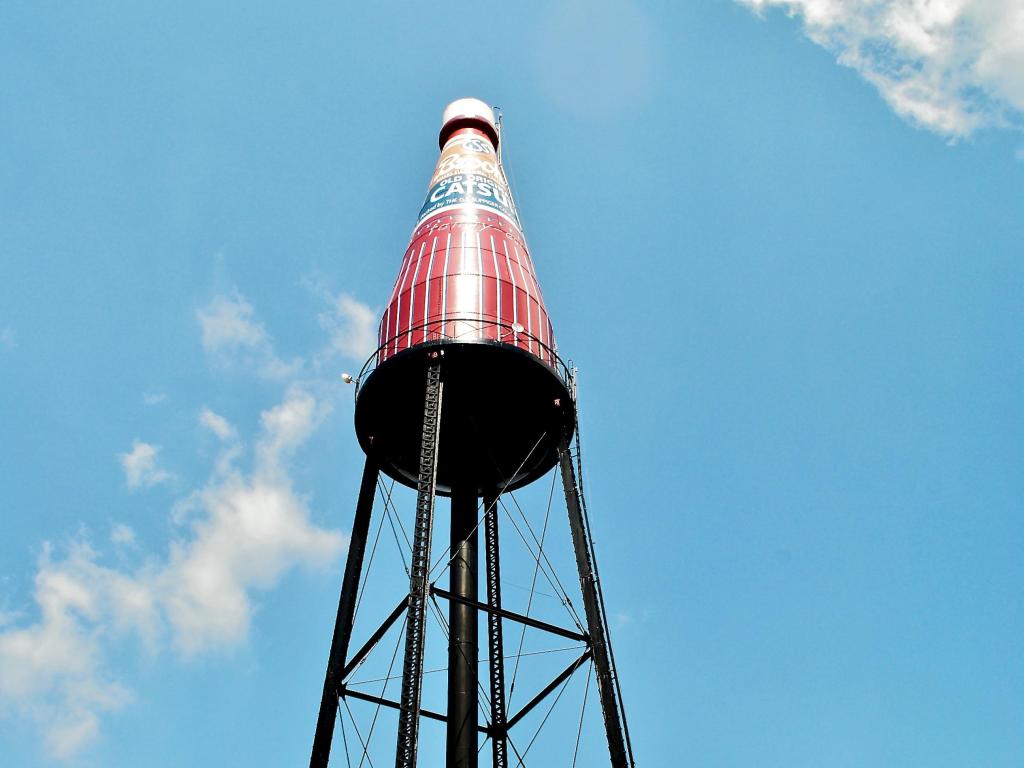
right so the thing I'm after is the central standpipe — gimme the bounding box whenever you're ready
[447,486,479,768]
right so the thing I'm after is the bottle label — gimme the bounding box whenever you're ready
[417,133,521,228]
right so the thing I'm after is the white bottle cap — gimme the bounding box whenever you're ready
[439,98,498,148]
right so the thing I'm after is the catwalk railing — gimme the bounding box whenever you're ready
[353,316,576,400]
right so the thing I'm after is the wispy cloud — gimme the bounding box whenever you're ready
[198,408,236,442]
[737,0,1024,139]
[197,292,266,350]
[317,292,378,365]
[142,392,167,406]
[1,391,344,755]
[164,390,342,654]
[1,326,15,350]
[119,441,172,489]
[110,525,136,547]
[197,291,302,379]
[0,290,366,756]
[0,290,368,757]
[0,543,144,757]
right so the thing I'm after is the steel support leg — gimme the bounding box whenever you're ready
[310,458,380,768]
[395,359,444,768]
[483,491,508,768]
[447,486,479,768]
[558,439,630,768]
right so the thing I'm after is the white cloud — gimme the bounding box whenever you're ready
[0,543,143,757]
[119,441,172,489]
[164,389,341,655]
[142,392,167,406]
[738,0,1024,138]
[0,327,15,349]
[110,525,135,546]
[2,289,365,756]
[197,292,302,379]
[1015,145,1024,161]
[317,293,377,364]
[1,390,344,754]
[256,388,322,468]
[199,408,236,442]
[197,292,266,350]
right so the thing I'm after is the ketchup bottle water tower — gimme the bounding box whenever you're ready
[310,99,635,768]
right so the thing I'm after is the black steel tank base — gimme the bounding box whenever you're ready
[354,340,575,496]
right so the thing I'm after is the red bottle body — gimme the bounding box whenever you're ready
[378,125,557,369]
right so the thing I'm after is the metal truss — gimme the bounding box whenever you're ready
[311,363,635,768]
[483,491,509,768]
[558,438,634,768]
[310,459,380,768]
[395,356,444,768]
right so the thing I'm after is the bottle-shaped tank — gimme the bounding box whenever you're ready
[354,98,574,495]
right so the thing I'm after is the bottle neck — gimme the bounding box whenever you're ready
[439,121,498,151]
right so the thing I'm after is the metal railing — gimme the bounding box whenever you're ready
[352,316,575,400]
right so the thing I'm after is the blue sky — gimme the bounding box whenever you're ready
[1,1,1022,765]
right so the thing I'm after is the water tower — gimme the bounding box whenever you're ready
[310,99,634,768]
